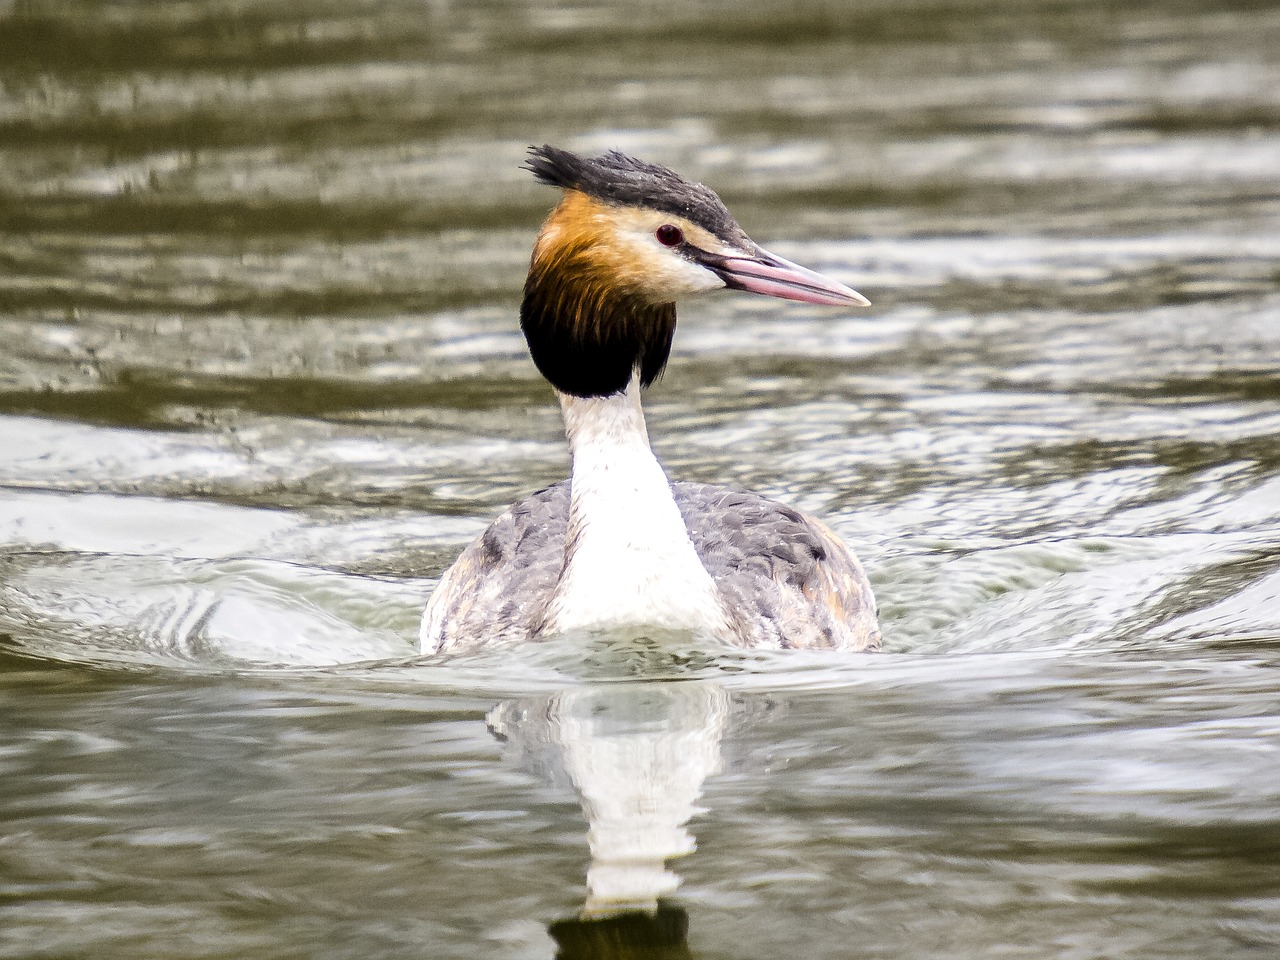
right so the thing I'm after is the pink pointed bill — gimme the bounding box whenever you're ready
[711,250,869,307]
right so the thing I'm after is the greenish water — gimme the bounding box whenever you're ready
[2,0,1279,957]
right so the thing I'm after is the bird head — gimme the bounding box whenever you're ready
[520,145,868,398]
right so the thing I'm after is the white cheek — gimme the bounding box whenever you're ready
[654,251,725,296]
[619,227,725,297]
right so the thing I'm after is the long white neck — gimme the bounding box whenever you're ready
[539,378,733,639]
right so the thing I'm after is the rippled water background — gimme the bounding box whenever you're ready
[2,0,1279,957]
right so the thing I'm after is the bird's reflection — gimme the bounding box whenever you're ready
[488,680,729,957]
[547,903,692,960]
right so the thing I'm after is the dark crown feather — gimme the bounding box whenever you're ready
[524,144,747,245]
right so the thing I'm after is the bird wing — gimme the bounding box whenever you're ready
[420,483,570,655]
[421,480,879,653]
[672,482,880,651]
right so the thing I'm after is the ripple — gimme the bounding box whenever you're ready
[3,1,1280,954]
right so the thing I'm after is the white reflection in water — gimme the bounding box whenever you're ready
[490,682,728,919]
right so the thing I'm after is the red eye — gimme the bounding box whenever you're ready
[655,224,684,247]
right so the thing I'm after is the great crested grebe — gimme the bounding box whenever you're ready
[420,145,880,654]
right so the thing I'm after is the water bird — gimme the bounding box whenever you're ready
[421,145,879,654]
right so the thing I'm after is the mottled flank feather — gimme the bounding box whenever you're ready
[423,481,880,654]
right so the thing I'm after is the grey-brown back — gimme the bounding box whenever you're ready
[424,481,880,654]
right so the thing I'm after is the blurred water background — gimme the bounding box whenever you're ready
[1,0,1279,957]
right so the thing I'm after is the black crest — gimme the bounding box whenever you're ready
[524,144,748,246]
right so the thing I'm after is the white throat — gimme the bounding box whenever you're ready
[539,377,733,639]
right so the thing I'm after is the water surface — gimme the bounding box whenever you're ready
[2,1,1279,957]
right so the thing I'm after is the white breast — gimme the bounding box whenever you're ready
[539,380,734,639]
